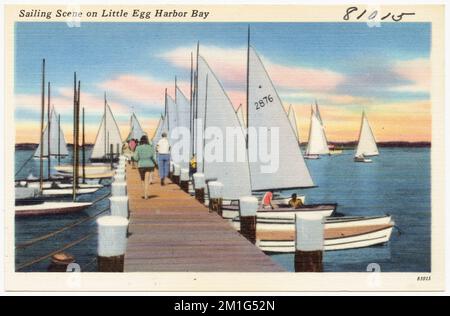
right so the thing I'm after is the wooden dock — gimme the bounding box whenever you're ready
[124,165,284,272]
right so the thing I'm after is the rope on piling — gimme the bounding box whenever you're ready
[16,233,94,271]
[16,204,110,249]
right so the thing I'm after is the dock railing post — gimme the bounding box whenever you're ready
[207,181,223,215]
[173,164,181,185]
[111,180,127,197]
[180,168,189,192]
[109,196,129,219]
[238,196,258,244]
[97,216,129,272]
[294,214,324,272]
[193,173,205,204]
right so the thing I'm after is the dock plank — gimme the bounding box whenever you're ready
[124,165,284,272]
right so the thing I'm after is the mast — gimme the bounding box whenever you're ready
[202,74,208,173]
[245,25,250,148]
[194,41,199,155]
[47,81,51,179]
[189,51,194,156]
[82,107,86,183]
[58,114,61,165]
[39,59,45,190]
[165,88,168,130]
[104,92,107,158]
[75,80,80,187]
[72,72,77,201]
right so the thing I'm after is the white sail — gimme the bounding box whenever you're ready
[306,110,330,155]
[152,115,164,147]
[287,105,300,142]
[236,104,246,129]
[127,113,147,141]
[166,94,179,148]
[200,56,252,200]
[194,57,210,173]
[174,87,191,168]
[248,46,314,191]
[91,104,123,159]
[355,112,379,157]
[34,107,68,157]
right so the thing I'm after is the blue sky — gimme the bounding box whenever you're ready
[14,22,431,142]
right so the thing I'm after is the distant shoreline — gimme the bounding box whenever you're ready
[15,141,431,150]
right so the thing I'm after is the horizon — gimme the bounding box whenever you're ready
[14,22,431,143]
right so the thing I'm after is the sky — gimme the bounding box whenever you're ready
[14,22,431,143]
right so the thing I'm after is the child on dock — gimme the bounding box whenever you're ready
[156,132,171,186]
[133,135,157,199]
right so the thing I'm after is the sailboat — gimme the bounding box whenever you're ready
[90,94,123,162]
[354,111,379,163]
[126,112,147,141]
[305,107,329,159]
[244,40,336,216]
[199,56,253,201]
[33,107,69,159]
[151,114,165,147]
[174,85,191,169]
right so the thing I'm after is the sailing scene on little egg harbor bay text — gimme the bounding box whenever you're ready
[13,22,431,273]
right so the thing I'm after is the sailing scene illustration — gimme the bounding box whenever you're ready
[13,21,431,274]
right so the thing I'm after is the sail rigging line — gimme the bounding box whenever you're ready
[16,233,94,271]
[14,152,36,178]
[58,114,61,165]
[82,107,86,183]
[47,82,51,179]
[190,51,194,156]
[245,25,250,149]
[39,59,45,191]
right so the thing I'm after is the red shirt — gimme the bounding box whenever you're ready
[129,140,137,151]
[262,192,273,206]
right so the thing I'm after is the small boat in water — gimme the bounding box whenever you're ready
[257,222,394,252]
[305,103,330,159]
[231,214,392,232]
[222,203,337,220]
[54,164,111,174]
[15,201,92,217]
[354,111,379,163]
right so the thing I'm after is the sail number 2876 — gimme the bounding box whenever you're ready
[255,94,274,110]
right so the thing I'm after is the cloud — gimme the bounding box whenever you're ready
[15,88,130,116]
[158,45,346,94]
[391,58,430,93]
[98,74,190,108]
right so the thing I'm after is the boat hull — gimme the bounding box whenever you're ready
[258,224,394,252]
[15,202,92,217]
[222,204,336,220]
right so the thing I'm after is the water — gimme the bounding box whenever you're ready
[15,148,110,272]
[272,147,431,272]
[14,147,430,272]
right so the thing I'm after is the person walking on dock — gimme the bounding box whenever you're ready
[156,132,171,186]
[133,135,157,199]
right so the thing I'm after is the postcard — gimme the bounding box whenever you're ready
[3,3,445,292]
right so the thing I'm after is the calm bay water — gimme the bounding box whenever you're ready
[14,147,430,272]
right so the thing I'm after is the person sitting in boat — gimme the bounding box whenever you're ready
[262,190,276,209]
[133,135,157,200]
[189,154,197,176]
[288,193,303,209]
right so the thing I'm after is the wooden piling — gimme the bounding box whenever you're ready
[97,216,128,272]
[294,214,324,272]
[180,168,189,192]
[172,164,181,185]
[193,173,205,204]
[208,181,223,215]
[109,196,129,219]
[239,196,258,244]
